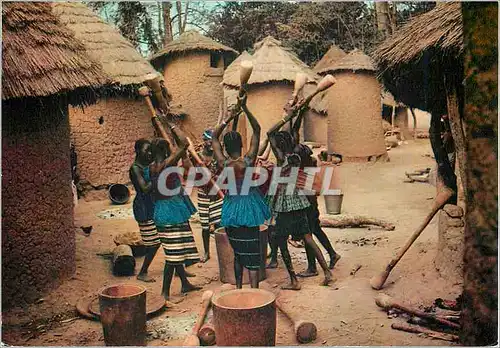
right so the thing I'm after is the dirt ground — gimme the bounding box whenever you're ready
[2,140,462,346]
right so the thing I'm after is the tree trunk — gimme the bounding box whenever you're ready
[176,1,183,36]
[162,2,173,45]
[461,2,498,346]
[375,2,392,40]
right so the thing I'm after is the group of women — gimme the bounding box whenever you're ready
[129,90,340,301]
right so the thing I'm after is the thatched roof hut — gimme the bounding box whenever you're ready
[374,2,463,115]
[2,2,108,308]
[313,44,347,74]
[150,30,238,70]
[52,2,157,87]
[223,37,323,150]
[148,30,238,142]
[320,49,386,160]
[51,2,160,189]
[2,2,108,104]
[223,36,318,88]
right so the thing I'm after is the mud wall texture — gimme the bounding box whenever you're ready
[2,98,75,308]
[69,97,154,188]
[434,204,464,282]
[326,72,386,159]
[304,110,328,144]
[246,84,303,149]
[163,52,224,141]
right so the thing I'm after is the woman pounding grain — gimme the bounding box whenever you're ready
[129,139,161,283]
[145,121,202,301]
[267,104,332,289]
[212,92,271,289]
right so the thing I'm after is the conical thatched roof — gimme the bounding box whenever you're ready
[374,2,463,114]
[2,2,109,102]
[52,2,157,86]
[322,49,376,74]
[150,30,238,69]
[313,44,347,74]
[223,36,319,88]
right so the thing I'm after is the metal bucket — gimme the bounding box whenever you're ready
[324,193,343,215]
[99,284,146,346]
[214,226,267,285]
[212,289,276,346]
[108,184,130,205]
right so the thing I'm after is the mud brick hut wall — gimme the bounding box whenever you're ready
[304,110,328,144]
[69,97,154,188]
[161,51,226,140]
[1,2,108,308]
[52,2,159,190]
[245,83,304,147]
[326,71,386,159]
[2,100,76,307]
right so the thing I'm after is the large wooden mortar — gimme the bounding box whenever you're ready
[214,226,268,285]
[98,284,146,346]
[212,289,276,346]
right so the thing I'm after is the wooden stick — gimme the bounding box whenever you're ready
[320,215,395,231]
[391,322,459,342]
[275,298,317,344]
[183,291,214,346]
[370,187,454,290]
[375,294,460,330]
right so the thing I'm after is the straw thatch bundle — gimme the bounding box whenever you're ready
[313,44,347,74]
[150,30,238,69]
[223,36,319,88]
[52,2,157,87]
[2,2,108,103]
[374,2,463,114]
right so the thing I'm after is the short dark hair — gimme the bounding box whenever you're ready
[134,138,150,154]
[275,131,294,154]
[223,131,242,155]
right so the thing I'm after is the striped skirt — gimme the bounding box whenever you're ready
[138,220,161,247]
[226,226,261,270]
[198,190,223,231]
[158,222,200,266]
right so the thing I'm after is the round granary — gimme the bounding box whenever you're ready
[323,50,386,160]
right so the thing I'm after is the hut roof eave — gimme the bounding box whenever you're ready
[374,2,463,114]
[51,2,158,87]
[2,2,109,104]
[149,30,238,68]
[222,36,320,87]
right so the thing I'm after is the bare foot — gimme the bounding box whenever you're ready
[201,253,210,263]
[137,273,156,283]
[181,283,202,294]
[266,260,278,269]
[297,269,318,278]
[329,253,341,269]
[281,281,301,291]
[321,271,332,286]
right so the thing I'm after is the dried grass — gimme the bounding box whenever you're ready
[2,2,109,101]
[313,44,347,74]
[373,2,463,114]
[150,30,238,69]
[322,49,376,74]
[52,2,157,86]
[374,2,463,69]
